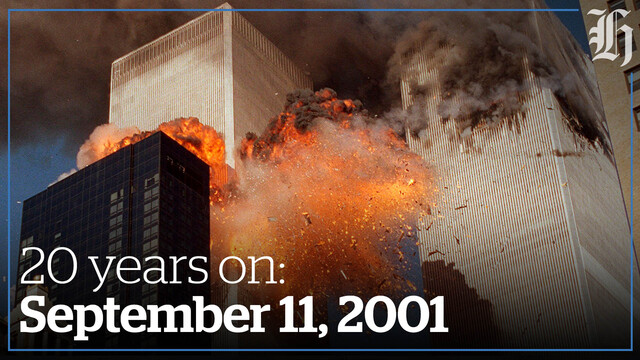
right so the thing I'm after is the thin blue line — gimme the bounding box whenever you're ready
[7,8,580,12]
[7,8,11,352]
[630,74,634,352]
[5,348,635,352]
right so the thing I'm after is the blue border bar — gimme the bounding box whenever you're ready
[630,73,635,352]
[3,347,635,352]
[6,8,10,344]
[8,8,580,12]
[5,6,634,353]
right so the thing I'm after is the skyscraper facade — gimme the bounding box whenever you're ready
[14,132,211,348]
[400,16,640,348]
[108,3,313,170]
[579,0,640,266]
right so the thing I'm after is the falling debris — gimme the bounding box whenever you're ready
[425,221,433,231]
[340,270,348,280]
[428,249,445,257]
[74,88,434,301]
[302,212,312,225]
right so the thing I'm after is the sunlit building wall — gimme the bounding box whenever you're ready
[109,3,312,171]
[401,40,640,349]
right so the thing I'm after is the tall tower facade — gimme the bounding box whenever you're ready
[108,3,313,169]
[400,19,640,348]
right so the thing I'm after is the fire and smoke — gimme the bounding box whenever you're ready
[11,1,607,162]
[76,88,433,300]
[74,117,227,201]
[225,88,432,299]
[387,0,610,154]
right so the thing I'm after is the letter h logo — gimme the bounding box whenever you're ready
[588,8,634,67]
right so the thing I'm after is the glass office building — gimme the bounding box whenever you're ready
[14,132,211,348]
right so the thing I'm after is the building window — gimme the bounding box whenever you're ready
[143,238,159,253]
[109,214,123,228]
[609,0,627,11]
[108,241,121,255]
[107,268,116,281]
[20,236,34,249]
[618,32,637,57]
[18,263,26,276]
[624,65,640,92]
[110,201,123,215]
[109,228,122,240]
[110,189,124,203]
[144,199,159,213]
[145,174,159,188]
[144,186,159,199]
[634,107,640,131]
[609,0,628,19]
[143,225,158,240]
[143,212,158,226]
[106,283,119,294]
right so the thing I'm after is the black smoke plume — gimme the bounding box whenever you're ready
[3,0,600,157]
[2,0,426,154]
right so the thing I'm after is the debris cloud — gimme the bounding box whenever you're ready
[76,89,434,300]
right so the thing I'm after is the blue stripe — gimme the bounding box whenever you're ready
[630,73,634,352]
[5,347,635,352]
[7,8,580,12]
[6,8,11,351]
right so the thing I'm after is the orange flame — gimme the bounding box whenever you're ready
[79,118,226,203]
[78,90,434,302]
[217,89,434,300]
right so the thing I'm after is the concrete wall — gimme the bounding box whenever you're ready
[109,11,227,147]
[401,44,637,347]
[109,8,312,169]
[230,12,313,166]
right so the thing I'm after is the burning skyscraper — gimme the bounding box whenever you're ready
[108,3,312,172]
[397,6,640,348]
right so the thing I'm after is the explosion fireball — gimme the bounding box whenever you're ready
[77,88,434,300]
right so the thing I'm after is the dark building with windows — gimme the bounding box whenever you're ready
[13,132,211,349]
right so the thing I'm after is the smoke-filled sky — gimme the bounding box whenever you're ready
[0,0,590,315]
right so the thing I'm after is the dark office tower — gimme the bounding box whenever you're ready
[14,132,211,349]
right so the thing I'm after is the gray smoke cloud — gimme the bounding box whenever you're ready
[1,0,600,157]
[385,0,609,152]
[1,0,199,153]
[1,0,426,154]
